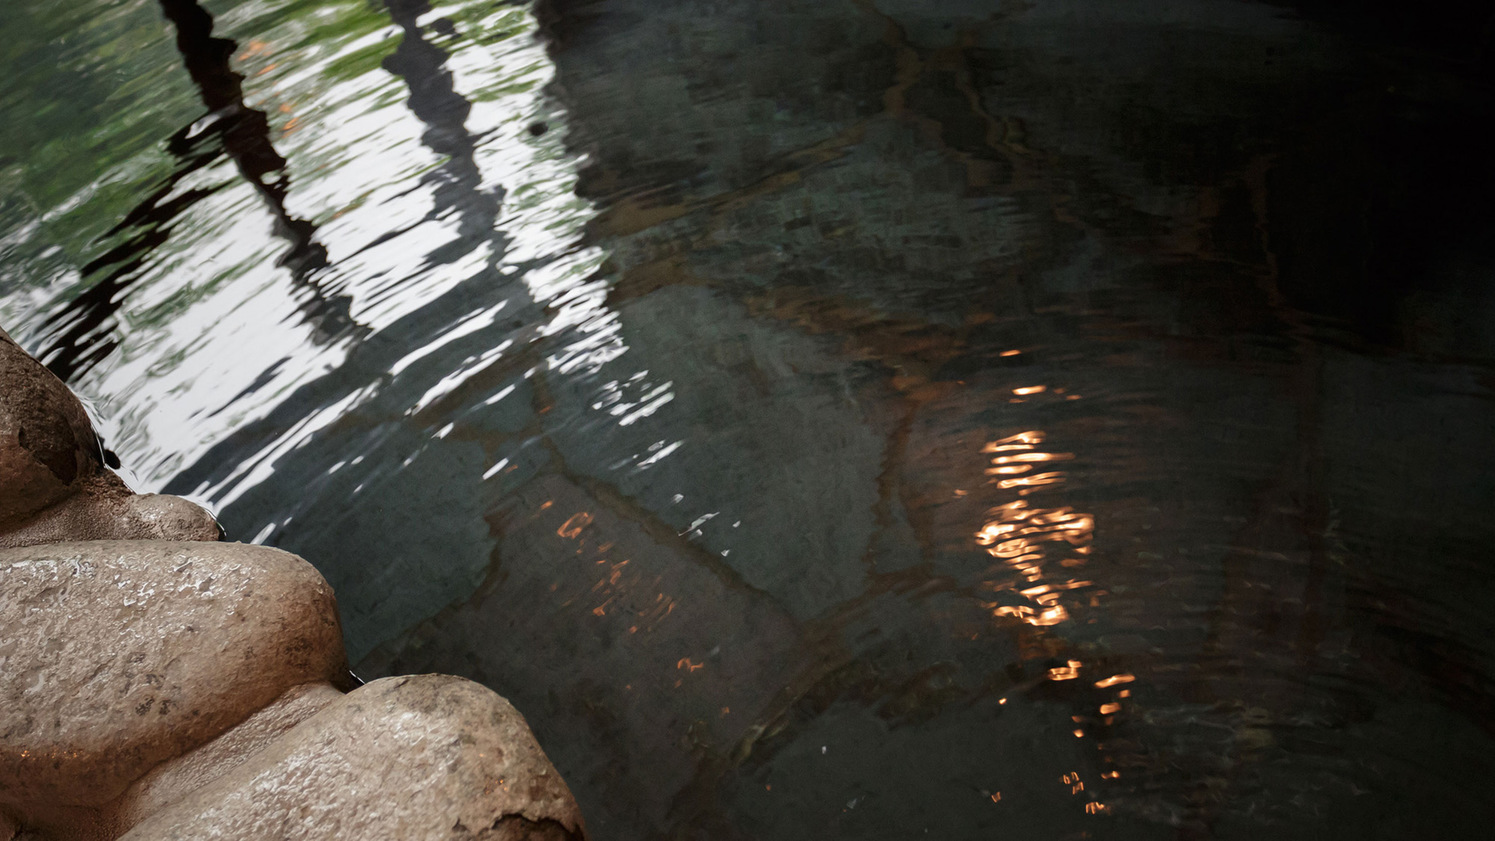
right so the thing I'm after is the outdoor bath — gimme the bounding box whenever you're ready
[3,0,1495,838]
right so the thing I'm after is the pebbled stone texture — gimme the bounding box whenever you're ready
[0,328,104,531]
[119,675,587,841]
[0,540,348,812]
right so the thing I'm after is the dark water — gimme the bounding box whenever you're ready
[5,1,1495,838]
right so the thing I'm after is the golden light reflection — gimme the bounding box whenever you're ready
[1047,659,1084,681]
[974,431,1095,634]
[558,511,593,538]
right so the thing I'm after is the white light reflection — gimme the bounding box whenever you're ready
[57,0,606,502]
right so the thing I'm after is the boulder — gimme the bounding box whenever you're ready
[0,540,348,816]
[115,682,347,832]
[0,476,221,549]
[0,328,220,548]
[0,328,103,530]
[119,675,587,840]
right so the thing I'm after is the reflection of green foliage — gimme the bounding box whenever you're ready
[1,0,564,316]
[467,62,548,103]
[0,0,400,301]
[208,0,394,59]
[134,230,261,331]
[447,3,531,47]
[451,5,545,103]
[0,0,201,291]
[322,38,400,83]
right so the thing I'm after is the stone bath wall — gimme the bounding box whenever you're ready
[0,325,587,840]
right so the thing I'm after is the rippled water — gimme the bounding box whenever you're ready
[5,1,1495,838]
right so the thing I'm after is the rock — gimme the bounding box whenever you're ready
[0,328,586,841]
[119,675,587,840]
[0,474,222,549]
[0,327,220,549]
[115,682,347,831]
[0,540,349,819]
[0,328,104,531]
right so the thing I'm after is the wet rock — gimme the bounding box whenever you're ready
[0,327,104,531]
[115,682,347,831]
[0,474,221,549]
[0,325,219,548]
[0,540,348,816]
[119,675,586,841]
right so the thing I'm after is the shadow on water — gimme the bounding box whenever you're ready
[6,1,1495,840]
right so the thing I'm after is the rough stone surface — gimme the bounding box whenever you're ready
[0,474,221,549]
[0,540,348,813]
[119,675,587,841]
[114,682,346,832]
[0,328,103,530]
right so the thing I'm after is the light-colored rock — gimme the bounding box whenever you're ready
[120,675,587,840]
[0,476,221,549]
[0,327,586,841]
[115,682,347,830]
[0,329,103,531]
[0,540,348,816]
[1,684,347,841]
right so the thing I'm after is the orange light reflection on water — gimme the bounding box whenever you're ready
[975,430,1095,632]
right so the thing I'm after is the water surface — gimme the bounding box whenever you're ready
[3,1,1495,838]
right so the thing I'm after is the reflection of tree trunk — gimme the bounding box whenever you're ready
[40,0,363,382]
[156,0,315,265]
[158,0,283,178]
[155,0,360,327]
[381,0,505,252]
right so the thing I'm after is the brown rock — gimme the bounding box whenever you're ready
[119,675,587,841]
[0,473,222,549]
[0,540,349,819]
[0,328,103,530]
[116,682,347,830]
